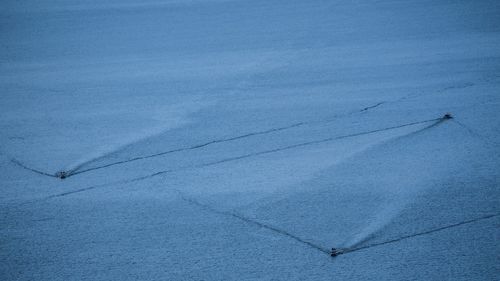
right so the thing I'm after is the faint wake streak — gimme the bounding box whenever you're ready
[176,190,331,255]
[65,121,306,177]
[335,213,500,257]
[64,101,388,178]
[128,116,446,183]
[10,159,58,178]
[67,115,443,180]
[24,115,448,202]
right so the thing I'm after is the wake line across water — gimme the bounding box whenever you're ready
[61,100,389,178]
[332,213,500,257]
[64,115,446,180]
[21,114,450,203]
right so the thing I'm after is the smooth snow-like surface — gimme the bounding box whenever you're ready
[1,0,499,280]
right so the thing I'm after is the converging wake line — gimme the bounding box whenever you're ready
[28,115,450,202]
[61,101,390,178]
